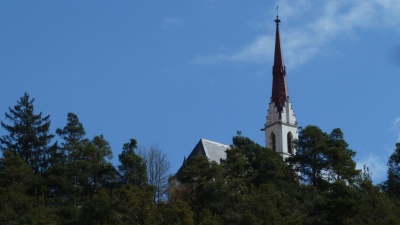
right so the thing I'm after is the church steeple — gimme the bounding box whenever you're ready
[263,15,298,159]
[271,15,288,115]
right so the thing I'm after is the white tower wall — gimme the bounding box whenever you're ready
[265,100,298,159]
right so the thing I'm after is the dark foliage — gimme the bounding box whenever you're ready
[0,93,399,224]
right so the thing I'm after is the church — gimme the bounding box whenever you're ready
[181,15,298,165]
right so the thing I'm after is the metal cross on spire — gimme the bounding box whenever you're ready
[275,4,281,25]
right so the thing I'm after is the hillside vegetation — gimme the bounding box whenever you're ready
[1,93,400,225]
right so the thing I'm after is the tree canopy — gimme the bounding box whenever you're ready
[0,93,399,224]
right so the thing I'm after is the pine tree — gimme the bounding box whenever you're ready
[383,142,400,206]
[56,112,86,158]
[118,139,148,187]
[47,112,88,223]
[0,150,34,224]
[78,135,117,197]
[356,167,400,224]
[288,125,330,187]
[288,126,359,187]
[326,128,360,184]
[0,93,55,174]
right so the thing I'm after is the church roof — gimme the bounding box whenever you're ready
[271,16,289,114]
[175,138,229,176]
[201,139,229,163]
[186,138,229,164]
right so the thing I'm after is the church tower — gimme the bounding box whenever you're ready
[263,16,298,159]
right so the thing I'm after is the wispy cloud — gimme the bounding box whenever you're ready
[356,153,387,183]
[162,17,183,30]
[194,0,400,68]
[193,35,274,64]
[360,118,400,182]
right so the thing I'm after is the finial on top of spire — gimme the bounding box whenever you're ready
[275,4,281,25]
[275,15,281,25]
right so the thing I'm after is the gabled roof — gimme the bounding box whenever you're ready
[186,138,229,164]
[201,139,229,163]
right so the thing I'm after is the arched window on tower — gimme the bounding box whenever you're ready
[287,132,293,154]
[269,132,276,151]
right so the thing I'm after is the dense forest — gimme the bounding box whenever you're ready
[1,93,400,225]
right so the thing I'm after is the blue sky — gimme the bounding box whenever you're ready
[1,0,399,183]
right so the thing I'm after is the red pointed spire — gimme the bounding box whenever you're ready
[271,16,288,114]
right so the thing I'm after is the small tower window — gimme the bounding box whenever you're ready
[287,132,293,154]
[270,132,276,151]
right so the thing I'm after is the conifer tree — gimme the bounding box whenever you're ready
[118,139,148,187]
[56,112,86,159]
[383,142,400,206]
[326,128,360,184]
[289,126,359,187]
[356,167,399,224]
[288,125,330,187]
[79,135,116,196]
[0,93,55,174]
[50,112,88,223]
[0,150,34,223]
[115,139,155,224]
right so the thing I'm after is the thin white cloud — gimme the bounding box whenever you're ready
[359,118,400,182]
[377,0,400,25]
[162,17,183,30]
[193,35,274,64]
[356,153,387,183]
[194,0,400,68]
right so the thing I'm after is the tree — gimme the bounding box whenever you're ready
[79,135,117,196]
[383,142,400,206]
[58,134,117,206]
[138,145,171,202]
[326,128,359,184]
[113,185,155,225]
[79,188,119,225]
[304,167,400,225]
[288,125,330,187]
[118,139,148,187]
[55,112,87,192]
[56,112,86,158]
[221,136,302,224]
[0,93,56,174]
[0,150,34,224]
[47,112,88,223]
[288,126,359,187]
[148,200,194,225]
[114,139,156,224]
[355,167,400,224]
